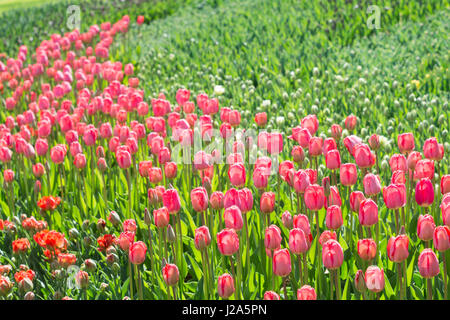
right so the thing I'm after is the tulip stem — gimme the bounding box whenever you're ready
[135,265,143,300]
[236,248,243,300]
[283,277,288,300]
[205,248,214,299]
[443,252,448,300]
[334,269,341,300]
[395,209,400,234]
[427,278,432,300]
[397,263,403,300]
[297,255,303,287]
[126,169,132,219]
[128,260,134,300]
[329,270,334,300]
[243,212,250,271]
[201,250,209,299]
[302,253,308,284]
[148,226,156,281]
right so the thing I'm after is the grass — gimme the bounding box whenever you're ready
[0,0,60,13]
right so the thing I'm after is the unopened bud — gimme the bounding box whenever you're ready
[100,282,109,291]
[96,218,106,232]
[354,269,366,293]
[19,278,33,293]
[282,211,293,229]
[68,228,79,239]
[83,236,92,247]
[144,208,152,226]
[167,224,176,243]
[24,291,35,300]
[322,177,330,197]
[108,211,121,227]
[82,220,90,231]
[84,259,97,272]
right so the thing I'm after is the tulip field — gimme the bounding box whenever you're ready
[0,0,449,301]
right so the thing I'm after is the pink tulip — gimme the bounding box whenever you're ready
[417,215,436,241]
[387,234,409,263]
[273,249,291,277]
[357,239,377,261]
[228,162,246,188]
[217,229,239,256]
[297,285,317,300]
[194,226,211,250]
[365,266,385,293]
[217,273,235,299]
[129,241,147,265]
[433,226,450,252]
[325,205,343,230]
[223,206,243,231]
[418,249,440,278]
[162,263,179,286]
[363,173,382,197]
[304,184,325,211]
[264,225,282,250]
[260,192,275,214]
[289,228,310,254]
[162,189,181,214]
[415,178,434,207]
[382,184,406,210]
[397,133,415,154]
[191,187,209,213]
[340,163,357,186]
[358,199,378,226]
[322,239,343,269]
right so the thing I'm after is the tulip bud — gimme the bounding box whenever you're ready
[433,226,450,252]
[84,259,97,272]
[418,249,440,278]
[297,285,317,300]
[365,266,385,293]
[68,228,79,239]
[322,177,330,197]
[273,249,291,277]
[75,270,89,289]
[108,211,121,227]
[167,225,176,243]
[282,211,293,229]
[144,208,152,225]
[354,270,366,292]
[24,291,35,300]
[162,263,179,286]
[217,273,235,299]
[263,291,280,300]
[96,218,106,232]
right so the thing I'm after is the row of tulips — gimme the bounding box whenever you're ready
[0,11,448,300]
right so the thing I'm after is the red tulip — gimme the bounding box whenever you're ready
[254,112,267,127]
[418,249,440,278]
[217,273,235,299]
[304,184,325,211]
[164,162,177,179]
[228,162,246,188]
[415,178,434,207]
[343,135,362,156]
[191,187,209,212]
[387,234,409,263]
[363,173,381,197]
[73,153,86,169]
[260,192,275,214]
[267,133,283,154]
[322,239,343,269]
[301,114,319,135]
[153,207,170,228]
[442,203,450,227]
[330,124,343,141]
[325,149,341,170]
[162,263,179,286]
[273,249,291,277]
[433,226,450,252]
[413,159,434,181]
[308,137,323,157]
[117,231,135,251]
[282,211,294,229]
[289,228,310,254]
[297,285,317,300]
[325,205,343,230]
[358,199,378,226]
[223,206,243,231]
[417,214,436,241]
[357,239,377,261]
[264,291,280,300]
[319,230,336,246]
[265,225,282,250]
[237,188,253,213]
[365,266,385,293]
[340,163,357,186]
[217,229,239,256]
[423,137,440,160]
[368,134,380,151]
[293,169,310,194]
[128,241,147,265]
[389,154,407,172]
[292,145,305,164]
[349,191,365,213]
[253,166,269,190]
[162,189,181,214]
[397,133,415,154]
[354,270,366,292]
[407,151,422,171]
[441,175,450,195]
[194,226,211,250]
[293,214,311,236]
[210,191,224,210]
[391,170,406,185]
[382,184,406,210]
[345,114,357,131]
[3,169,14,183]
[354,144,376,169]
